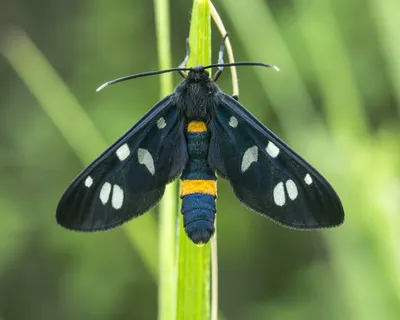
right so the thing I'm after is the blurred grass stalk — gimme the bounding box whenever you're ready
[0,28,159,277]
[176,1,212,320]
[370,0,400,116]
[153,0,177,319]
[218,0,324,144]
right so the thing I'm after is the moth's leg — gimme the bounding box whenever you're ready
[178,38,190,78]
[212,33,228,84]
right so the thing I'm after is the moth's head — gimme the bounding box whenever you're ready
[186,65,211,83]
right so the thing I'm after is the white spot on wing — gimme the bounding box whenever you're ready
[273,182,286,206]
[116,143,130,161]
[286,179,298,200]
[157,117,166,129]
[85,176,93,188]
[241,146,258,172]
[138,148,155,175]
[304,174,313,185]
[100,182,112,204]
[266,141,280,158]
[112,184,124,209]
[229,116,238,128]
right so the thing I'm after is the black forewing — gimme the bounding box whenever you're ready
[56,95,187,231]
[208,93,344,229]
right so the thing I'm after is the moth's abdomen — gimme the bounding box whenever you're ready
[180,121,217,245]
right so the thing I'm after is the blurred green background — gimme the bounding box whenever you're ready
[1,0,400,319]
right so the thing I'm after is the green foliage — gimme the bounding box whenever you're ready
[177,1,212,319]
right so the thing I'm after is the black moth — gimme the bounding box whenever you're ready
[56,36,344,245]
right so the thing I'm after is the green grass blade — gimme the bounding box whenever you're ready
[176,1,212,319]
[294,0,368,140]
[153,0,178,318]
[370,0,400,116]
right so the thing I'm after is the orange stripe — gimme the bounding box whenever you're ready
[187,121,207,132]
[180,180,217,197]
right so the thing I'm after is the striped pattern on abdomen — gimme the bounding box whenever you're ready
[180,121,217,245]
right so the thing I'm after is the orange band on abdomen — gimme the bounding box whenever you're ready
[180,180,217,197]
[187,121,207,132]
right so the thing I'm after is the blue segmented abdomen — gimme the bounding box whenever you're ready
[180,121,217,245]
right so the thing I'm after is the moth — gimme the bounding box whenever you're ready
[56,36,344,245]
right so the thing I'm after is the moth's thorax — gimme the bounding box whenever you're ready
[173,67,219,122]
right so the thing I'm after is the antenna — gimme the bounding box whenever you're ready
[96,67,192,92]
[96,62,279,92]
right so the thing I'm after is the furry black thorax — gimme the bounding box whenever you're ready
[173,66,220,123]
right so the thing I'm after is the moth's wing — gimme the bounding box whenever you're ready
[56,95,187,231]
[208,93,344,229]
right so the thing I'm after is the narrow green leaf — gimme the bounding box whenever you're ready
[177,1,211,319]
[370,0,400,116]
[153,0,178,319]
